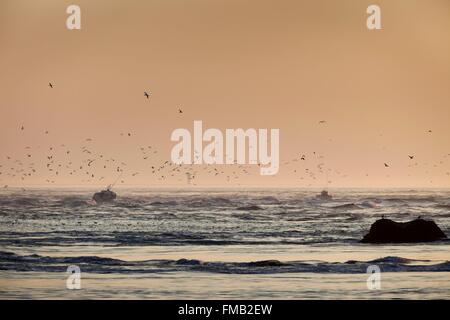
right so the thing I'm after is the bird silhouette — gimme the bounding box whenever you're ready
[408,155,414,159]
[48,82,53,88]
[178,108,183,114]
[144,91,150,99]
[384,163,389,167]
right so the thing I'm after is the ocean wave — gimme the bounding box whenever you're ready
[231,213,259,220]
[381,197,436,203]
[150,200,178,206]
[237,205,264,211]
[367,256,425,264]
[0,229,360,247]
[258,196,281,204]
[0,251,448,275]
[57,197,90,207]
[187,197,234,207]
[360,201,378,208]
[0,197,45,207]
[332,203,361,210]
[1,191,449,250]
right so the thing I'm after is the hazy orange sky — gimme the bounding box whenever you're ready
[0,0,449,188]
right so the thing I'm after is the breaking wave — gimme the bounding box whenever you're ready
[332,203,361,210]
[0,251,448,274]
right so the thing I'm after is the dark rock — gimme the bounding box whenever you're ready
[248,260,285,267]
[176,258,202,265]
[361,218,447,243]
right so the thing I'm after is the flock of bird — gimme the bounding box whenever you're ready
[0,82,449,188]
[0,130,263,187]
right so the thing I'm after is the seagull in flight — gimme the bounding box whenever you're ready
[178,108,183,114]
[384,163,389,167]
[408,155,414,159]
[144,91,150,99]
[49,82,53,88]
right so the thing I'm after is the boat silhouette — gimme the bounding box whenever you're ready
[93,186,117,204]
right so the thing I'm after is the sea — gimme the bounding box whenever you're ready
[0,188,449,299]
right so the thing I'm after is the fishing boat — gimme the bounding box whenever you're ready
[92,173,121,204]
[92,186,117,204]
[316,190,332,200]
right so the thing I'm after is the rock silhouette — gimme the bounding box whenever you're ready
[361,218,447,243]
[248,260,285,267]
